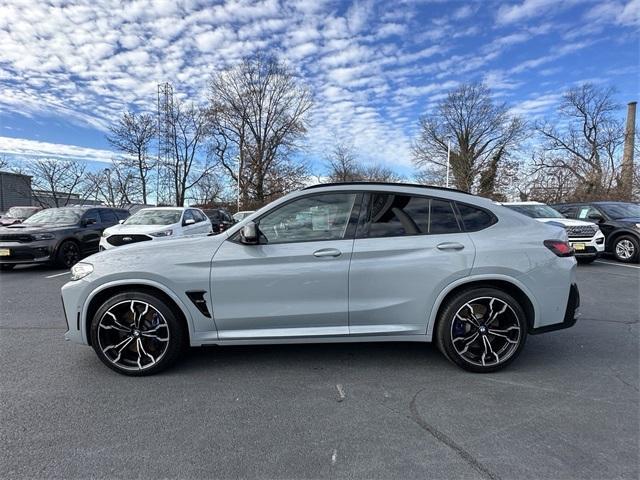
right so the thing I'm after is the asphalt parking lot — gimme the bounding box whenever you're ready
[1,260,638,479]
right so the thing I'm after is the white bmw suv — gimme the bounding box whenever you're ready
[63,183,579,376]
[99,207,212,250]
[503,202,605,263]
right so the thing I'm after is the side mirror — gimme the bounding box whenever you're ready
[587,213,604,222]
[240,221,258,245]
[184,218,196,226]
[118,219,125,224]
[82,218,97,226]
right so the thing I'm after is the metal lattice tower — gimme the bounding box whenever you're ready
[156,82,174,205]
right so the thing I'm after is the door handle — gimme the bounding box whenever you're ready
[437,242,465,251]
[313,248,342,258]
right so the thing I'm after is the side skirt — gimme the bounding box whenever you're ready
[190,334,430,347]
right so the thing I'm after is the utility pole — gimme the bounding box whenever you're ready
[621,101,636,200]
[446,137,451,188]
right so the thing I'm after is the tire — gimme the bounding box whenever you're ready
[577,256,597,264]
[436,287,528,373]
[612,235,639,263]
[90,291,186,376]
[0,264,15,271]
[55,240,81,268]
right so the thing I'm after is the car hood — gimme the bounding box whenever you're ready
[0,217,22,225]
[84,233,227,273]
[535,218,595,227]
[103,223,178,235]
[0,223,77,233]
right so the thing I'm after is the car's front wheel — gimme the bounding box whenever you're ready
[436,288,527,373]
[90,291,186,376]
[612,235,639,263]
[55,240,81,268]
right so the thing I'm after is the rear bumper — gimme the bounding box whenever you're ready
[529,283,580,335]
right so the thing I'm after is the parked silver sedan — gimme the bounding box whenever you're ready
[61,183,579,375]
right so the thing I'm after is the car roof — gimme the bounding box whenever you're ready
[303,181,467,194]
[137,207,185,212]
[502,201,545,205]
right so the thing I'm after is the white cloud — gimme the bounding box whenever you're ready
[495,0,575,25]
[0,137,115,163]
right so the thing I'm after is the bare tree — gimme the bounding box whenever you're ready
[85,162,141,207]
[413,82,525,196]
[24,159,88,207]
[188,170,224,207]
[326,143,402,183]
[0,155,9,170]
[163,99,213,206]
[535,84,626,200]
[106,111,156,204]
[208,55,313,208]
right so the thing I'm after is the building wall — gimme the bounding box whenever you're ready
[0,171,33,212]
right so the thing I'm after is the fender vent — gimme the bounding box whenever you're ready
[186,291,211,318]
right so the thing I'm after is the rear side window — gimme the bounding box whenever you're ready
[456,203,496,231]
[364,193,460,238]
[100,209,117,224]
[115,210,130,221]
[193,210,206,222]
[183,210,195,224]
[83,210,101,224]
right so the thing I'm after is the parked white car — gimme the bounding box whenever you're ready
[99,207,212,251]
[503,202,605,263]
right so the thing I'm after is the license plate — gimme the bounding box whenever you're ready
[572,243,585,251]
[0,248,10,256]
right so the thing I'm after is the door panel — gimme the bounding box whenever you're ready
[349,233,475,335]
[211,239,353,339]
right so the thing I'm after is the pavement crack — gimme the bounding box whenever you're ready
[409,388,500,480]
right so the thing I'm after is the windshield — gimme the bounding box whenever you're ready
[23,208,82,225]
[506,204,565,219]
[6,207,38,218]
[598,203,640,219]
[124,209,182,226]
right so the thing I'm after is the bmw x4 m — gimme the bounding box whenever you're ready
[61,183,579,375]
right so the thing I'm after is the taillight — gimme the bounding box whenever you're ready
[544,240,574,257]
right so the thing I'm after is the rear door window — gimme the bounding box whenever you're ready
[183,210,195,224]
[363,194,461,238]
[82,210,101,224]
[100,209,117,225]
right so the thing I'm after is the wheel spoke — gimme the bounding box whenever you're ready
[485,298,508,327]
[487,329,519,344]
[481,335,499,366]
[130,301,149,329]
[136,338,156,368]
[103,336,134,363]
[455,332,479,355]
[140,332,169,342]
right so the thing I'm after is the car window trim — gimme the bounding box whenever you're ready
[453,201,498,232]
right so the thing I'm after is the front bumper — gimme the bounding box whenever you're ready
[529,283,580,334]
[569,231,605,258]
[0,241,55,264]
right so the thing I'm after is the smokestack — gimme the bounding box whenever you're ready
[620,101,636,200]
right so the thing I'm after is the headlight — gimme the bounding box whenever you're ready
[32,233,55,240]
[70,262,93,281]
[635,223,640,230]
[149,229,173,237]
[102,231,109,237]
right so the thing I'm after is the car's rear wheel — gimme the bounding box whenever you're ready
[612,235,639,263]
[436,288,527,373]
[55,240,81,268]
[90,291,186,376]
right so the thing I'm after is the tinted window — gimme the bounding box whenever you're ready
[457,203,496,231]
[183,210,195,224]
[429,199,460,234]
[191,210,205,223]
[115,210,129,221]
[100,209,117,224]
[258,193,357,244]
[577,206,600,220]
[83,210,101,224]
[367,194,429,237]
[554,205,576,218]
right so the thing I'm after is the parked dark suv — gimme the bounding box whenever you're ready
[0,206,129,270]
[553,201,640,263]
[202,208,235,234]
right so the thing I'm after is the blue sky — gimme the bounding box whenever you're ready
[0,0,638,177]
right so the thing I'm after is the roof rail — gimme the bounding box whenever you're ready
[302,181,469,195]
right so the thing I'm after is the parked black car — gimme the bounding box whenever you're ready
[202,208,235,234]
[552,201,640,263]
[0,206,42,226]
[0,206,129,270]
